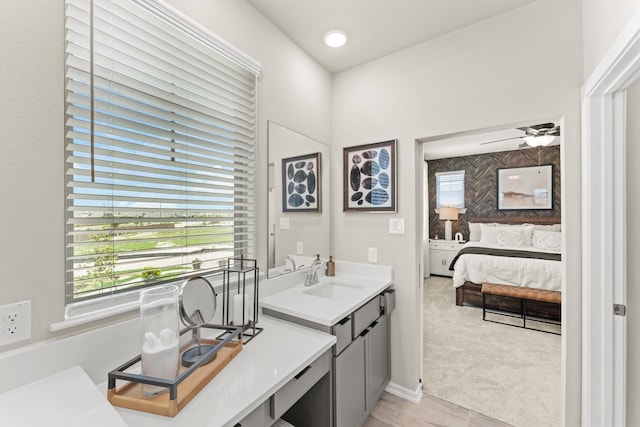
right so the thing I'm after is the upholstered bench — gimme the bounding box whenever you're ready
[481,282,561,334]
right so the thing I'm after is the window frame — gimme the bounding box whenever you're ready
[435,170,466,210]
[63,0,261,308]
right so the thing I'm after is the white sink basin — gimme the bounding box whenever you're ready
[261,267,393,326]
[302,281,366,298]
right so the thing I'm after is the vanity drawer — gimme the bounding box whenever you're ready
[332,315,352,355]
[352,296,381,339]
[270,349,331,420]
[381,288,396,314]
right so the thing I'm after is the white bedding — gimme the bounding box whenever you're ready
[451,242,562,291]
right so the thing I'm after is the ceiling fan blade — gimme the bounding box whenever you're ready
[547,126,561,136]
[531,122,555,131]
[518,123,557,136]
[517,126,540,136]
[479,136,522,145]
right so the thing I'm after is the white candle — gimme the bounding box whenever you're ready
[232,294,249,326]
[141,328,179,396]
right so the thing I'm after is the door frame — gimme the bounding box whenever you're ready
[581,10,640,427]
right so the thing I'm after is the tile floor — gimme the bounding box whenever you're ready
[364,392,511,427]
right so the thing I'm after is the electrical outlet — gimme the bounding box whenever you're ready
[0,301,31,346]
[296,241,304,255]
[5,325,19,336]
[368,247,378,263]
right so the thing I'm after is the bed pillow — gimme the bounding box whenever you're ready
[468,222,483,242]
[481,224,534,246]
[496,228,526,247]
[536,224,561,232]
[524,223,562,232]
[479,224,500,244]
[470,222,502,241]
[532,229,562,251]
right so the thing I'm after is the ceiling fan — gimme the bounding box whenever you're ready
[480,123,561,148]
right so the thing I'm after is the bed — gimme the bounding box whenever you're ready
[451,217,562,320]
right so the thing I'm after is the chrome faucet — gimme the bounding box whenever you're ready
[283,255,296,272]
[304,254,325,287]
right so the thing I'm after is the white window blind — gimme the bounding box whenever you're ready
[435,170,465,209]
[64,0,259,302]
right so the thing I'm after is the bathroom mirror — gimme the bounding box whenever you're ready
[179,276,217,366]
[267,121,331,277]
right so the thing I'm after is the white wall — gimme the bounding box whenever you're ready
[582,0,640,79]
[330,0,583,422]
[0,0,331,347]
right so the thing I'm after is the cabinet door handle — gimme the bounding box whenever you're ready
[294,365,312,379]
[338,316,350,325]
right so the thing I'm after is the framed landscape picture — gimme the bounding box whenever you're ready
[343,140,397,212]
[282,152,321,212]
[497,165,553,210]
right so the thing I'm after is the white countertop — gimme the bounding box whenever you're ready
[260,273,393,326]
[101,316,335,427]
[0,366,127,427]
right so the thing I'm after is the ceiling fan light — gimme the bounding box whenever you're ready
[523,134,555,147]
[324,30,348,47]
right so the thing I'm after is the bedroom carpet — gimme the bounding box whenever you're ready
[423,276,561,427]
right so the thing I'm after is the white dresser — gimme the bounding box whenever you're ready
[429,240,464,277]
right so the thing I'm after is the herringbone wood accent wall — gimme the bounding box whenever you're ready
[427,146,561,239]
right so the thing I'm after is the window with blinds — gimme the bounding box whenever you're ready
[435,170,465,209]
[64,0,259,303]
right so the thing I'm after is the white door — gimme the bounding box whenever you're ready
[626,82,640,426]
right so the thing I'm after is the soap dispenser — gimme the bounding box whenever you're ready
[326,256,336,277]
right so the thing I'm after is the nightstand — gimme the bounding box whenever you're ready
[429,240,464,277]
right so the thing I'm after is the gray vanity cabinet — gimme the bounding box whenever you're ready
[335,305,391,427]
[366,314,389,407]
[334,334,367,427]
[262,287,395,427]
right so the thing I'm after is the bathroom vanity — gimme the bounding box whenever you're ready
[0,262,393,427]
[109,317,335,426]
[261,262,394,427]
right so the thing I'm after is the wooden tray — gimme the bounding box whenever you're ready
[108,338,242,417]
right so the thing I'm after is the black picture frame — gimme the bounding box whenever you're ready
[343,140,397,212]
[497,165,553,210]
[281,152,321,212]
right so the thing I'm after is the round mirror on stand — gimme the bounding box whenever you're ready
[179,276,217,367]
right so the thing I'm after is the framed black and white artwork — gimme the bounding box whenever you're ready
[282,152,321,212]
[343,139,397,212]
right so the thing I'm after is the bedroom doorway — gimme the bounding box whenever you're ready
[417,121,565,427]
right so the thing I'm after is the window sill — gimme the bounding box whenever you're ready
[49,299,139,332]
[434,208,467,214]
[49,272,243,332]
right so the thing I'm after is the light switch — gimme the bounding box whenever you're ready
[280,217,290,229]
[389,218,405,234]
[296,241,304,255]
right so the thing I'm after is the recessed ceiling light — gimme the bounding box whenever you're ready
[324,30,348,48]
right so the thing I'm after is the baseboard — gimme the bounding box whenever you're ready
[385,381,423,404]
